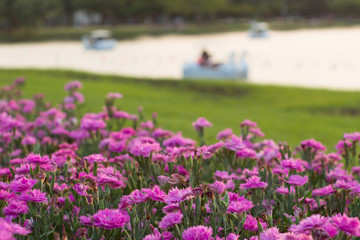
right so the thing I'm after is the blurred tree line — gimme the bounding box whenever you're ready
[1,0,360,31]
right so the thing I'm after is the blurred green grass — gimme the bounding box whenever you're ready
[0,68,359,151]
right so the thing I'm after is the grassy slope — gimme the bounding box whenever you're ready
[0,69,359,151]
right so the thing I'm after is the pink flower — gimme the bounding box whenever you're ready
[162,204,181,214]
[275,187,291,195]
[152,128,173,139]
[113,111,131,119]
[165,187,193,205]
[217,129,233,140]
[126,190,149,204]
[18,189,47,203]
[9,178,37,193]
[92,209,129,229]
[209,181,226,195]
[80,118,106,131]
[21,136,36,145]
[96,173,125,189]
[84,154,107,164]
[3,200,29,217]
[26,153,49,165]
[192,117,212,131]
[334,180,358,190]
[240,176,268,190]
[236,148,257,159]
[140,120,155,129]
[158,175,170,187]
[312,185,336,197]
[285,175,308,186]
[64,81,82,91]
[79,216,92,226]
[249,128,264,137]
[226,233,239,240]
[244,215,268,232]
[182,225,213,240]
[301,139,326,151]
[289,214,328,235]
[142,185,166,202]
[0,190,14,201]
[214,171,230,180]
[225,136,245,151]
[259,227,281,240]
[227,199,254,214]
[280,159,305,172]
[159,212,183,229]
[241,119,257,128]
[331,213,360,236]
[144,228,172,240]
[344,132,360,142]
[14,164,30,175]
[129,142,161,157]
[72,183,89,196]
[163,135,196,147]
[0,217,31,237]
[106,92,123,99]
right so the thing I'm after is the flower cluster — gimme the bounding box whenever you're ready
[0,77,360,239]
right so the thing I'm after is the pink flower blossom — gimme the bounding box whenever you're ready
[84,154,107,164]
[129,142,161,157]
[217,129,233,140]
[244,215,268,232]
[142,185,166,202]
[331,213,360,236]
[165,187,193,205]
[289,214,328,235]
[9,178,37,193]
[3,200,29,217]
[64,81,82,91]
[26,153,49,165]
[240,176,268,190]
[72,183,89,196]
[192,117,212,131]
[18,189,47,203]
[106,92,123,99]
[285,175,308,186]
[92,209,129,229]
[312,185,336,197]
[259,227,281,240]
[209,181,226,194]
[301,139,326,151]
[227,199,254,214]
[182,225,213,240]
[159,212,183,229]
[240,119,257,128]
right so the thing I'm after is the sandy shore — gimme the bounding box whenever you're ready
[1,28,360,90]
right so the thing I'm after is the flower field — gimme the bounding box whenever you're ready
[1,77,360,239]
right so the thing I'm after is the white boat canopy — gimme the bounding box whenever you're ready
[250,22,269,31]
[90,30,112,39]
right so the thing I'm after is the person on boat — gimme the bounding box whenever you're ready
[198,50,211,66]
[198,50,222,68]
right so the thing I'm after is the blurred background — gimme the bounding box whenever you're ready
[1,0,360,148]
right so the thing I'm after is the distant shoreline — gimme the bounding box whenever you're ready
[1,20,360,44]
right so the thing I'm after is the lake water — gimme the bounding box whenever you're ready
[1,27,360,90]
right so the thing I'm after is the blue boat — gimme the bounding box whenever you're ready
[183,53,248,80]
[248,22,270,38]
[82,30,116,50]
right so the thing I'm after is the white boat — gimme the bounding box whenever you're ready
[183,53,248,80]
[248,22,270,38]
[82,30,116,50]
